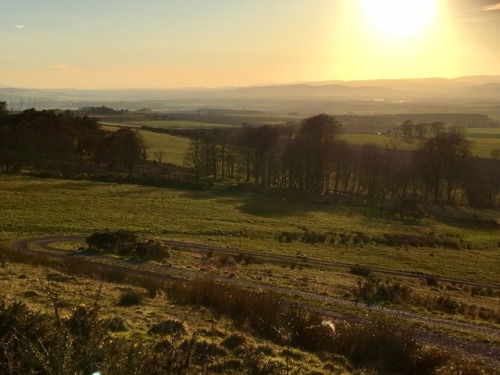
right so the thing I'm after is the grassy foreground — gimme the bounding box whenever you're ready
[0,261,348,374]
[1,175,498,283]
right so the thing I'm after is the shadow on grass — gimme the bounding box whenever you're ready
[180,185,325,218]
[424,205,500,230]
[0,175,104,193]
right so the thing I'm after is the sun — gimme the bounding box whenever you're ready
[359,0,437,38]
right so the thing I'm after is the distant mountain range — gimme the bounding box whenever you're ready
[225,75,500,100]
[2,75,500,110]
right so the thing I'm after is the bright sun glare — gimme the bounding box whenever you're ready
[359,0,437,37]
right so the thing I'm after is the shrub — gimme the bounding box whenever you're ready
[277,231,298,243]
[117,290,143,307]
[353,276,413,304]
[86,230,138,254]
[102,316,128,332]
[0,296,199,374]
[301,231,327,244]
[65,303,99,339]
[243,254,256,265]
[425,276,439,287]
[148,320,185,336]
[334,320,446,375]
[434,295,460,314]
[216,255,237,268]
[86,231,170,261]
[140,277,167,298]
[349,265,371,277]
[193,341,226,364]
[222,333,247,350]
[134,239,170,261]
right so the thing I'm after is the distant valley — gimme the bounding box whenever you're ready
[1,76,500,120]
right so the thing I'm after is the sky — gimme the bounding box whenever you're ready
[1,0,500,89]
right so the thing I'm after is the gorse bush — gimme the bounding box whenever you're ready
[0,294,324,375]
[353,276,413,304]
[0,297,198,375]
[86,230,138,253]
[278,229,465,249]
[86,231,170,261]
[349,265,372,277]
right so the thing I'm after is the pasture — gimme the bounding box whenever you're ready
[340,133,415,150]
[138,130,190,165]
[341,130,500,158]
[1,175,498,284]
[125,120,233,129]
[100,124,190,165]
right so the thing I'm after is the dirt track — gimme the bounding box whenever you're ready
[10,235,500,367]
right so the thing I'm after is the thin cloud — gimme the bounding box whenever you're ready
[484,2,500,11]
[43,64,80,71]
[14,25,26,29]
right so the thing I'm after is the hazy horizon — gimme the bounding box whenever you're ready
[2,74,500,92]
[2,0,500,90]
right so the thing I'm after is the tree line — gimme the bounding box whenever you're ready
[183,114,500,208]
[1,105,498,208]
[0,106,145,176]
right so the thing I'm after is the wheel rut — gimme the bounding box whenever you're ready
[9,234,500,366]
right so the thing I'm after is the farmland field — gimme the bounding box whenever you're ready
[125,120,234,128]
[468,137,500,158]
[341,131,500,158]
[138,130,190,165]
[464,127,500,137]
[340,133,415,150]
[100,124,190,165]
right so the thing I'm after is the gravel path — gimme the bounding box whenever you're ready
[10,234,500,367]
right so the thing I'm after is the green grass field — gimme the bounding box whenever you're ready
[342,131,500,158]
[125,120,234,129]
[1,175,498,283]
[340,133,415,150]
[464,127,500,137]
[468,137,500,158]
[100,124,190,165]
[138,130,190,165]
[1,174,499,374]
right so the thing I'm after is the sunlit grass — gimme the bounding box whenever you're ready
[1,175,498,283]
[464,127,500,136]
[0,260,336,374]
[468,137,500,158]
[138,130,189,165]
[341,131,500,158]
[99,124,189,165]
